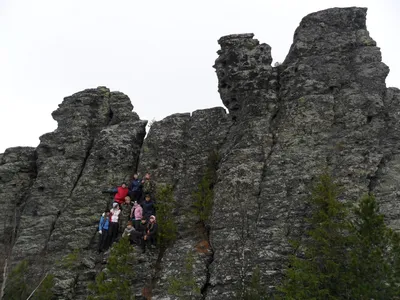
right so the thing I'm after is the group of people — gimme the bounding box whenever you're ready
[97,173,158,254]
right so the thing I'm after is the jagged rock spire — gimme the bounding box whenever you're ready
[214,33,277,119]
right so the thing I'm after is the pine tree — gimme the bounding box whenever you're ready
[192,150,220,224]
[155,184,177,248]
[3,260,30,300]
[3,260,54,300]
[278,174,400,299]
[240,266,267,300]
[88,236,135,300]
[348,194,400,299]
[278,173,353,300]
[167,251,201,299]
[192,175,214,223]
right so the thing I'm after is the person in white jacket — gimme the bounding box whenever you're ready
[108,202,121,246]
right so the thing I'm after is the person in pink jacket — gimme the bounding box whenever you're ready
[130,201,143,230]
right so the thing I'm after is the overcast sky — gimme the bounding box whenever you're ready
[0,0,398,153]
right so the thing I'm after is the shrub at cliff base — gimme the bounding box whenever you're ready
[3,260,55,300]
[167,251,201,299]
[88,236,135,300]
[238,266,266,300]
[278,173,400,300]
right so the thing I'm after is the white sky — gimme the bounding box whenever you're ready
[0,0,398,153]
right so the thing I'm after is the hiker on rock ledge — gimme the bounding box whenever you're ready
[108,202,121,246]
[98,209,110,253]
[102,182,129,206]
[142,194,155,221]
[142,215,158,253]
[122,221,136,244]
[141,173,156,202]
[128,173,142,203]
[131,200,143,230]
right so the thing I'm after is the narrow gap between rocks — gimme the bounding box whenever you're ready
[200,123,231,299]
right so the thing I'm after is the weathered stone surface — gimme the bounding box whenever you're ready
[4,87,146,299]
[0,147,36,291]
[207,6,391,299]
[371,87,400,230]
[137,107,231,299]
[2,6,400,300]
[208,32,278,299]
[215,33,276,119]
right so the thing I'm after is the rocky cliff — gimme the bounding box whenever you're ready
[1,6,399,300]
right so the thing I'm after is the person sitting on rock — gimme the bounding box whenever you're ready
[108,202,121,246]
[129,217,147,246]
[142,194,155,221]
[122,221,136,244]
[98,209,110,253]
[128,173,142,203]
[143,215,158,253]
[142,173,156,202]
[131,200,143,230]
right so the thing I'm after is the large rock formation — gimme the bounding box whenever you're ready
[0,147,36,292]
[1,6,399,300]
[0,87,146,299]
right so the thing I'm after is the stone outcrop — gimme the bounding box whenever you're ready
[1,87,146,299]
[137,108,231,299]
[1,6,399,300]
[0,147,36,292]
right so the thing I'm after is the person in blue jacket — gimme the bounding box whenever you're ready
[128,173,143,204]
[98,209,110,253]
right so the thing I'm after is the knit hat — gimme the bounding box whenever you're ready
[112,202,118,208]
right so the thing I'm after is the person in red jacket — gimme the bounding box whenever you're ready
[102,183,129,206]
[113,183,129,204]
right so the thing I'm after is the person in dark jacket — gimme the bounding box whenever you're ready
[128,174,142,203]
[98,210,110,253]
[132,217,147,247]
[142,194,155,221]
[143,215,158,253]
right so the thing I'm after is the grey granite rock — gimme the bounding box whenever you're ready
[207,6,391,299]
[3,87,146,299]
[1,6,400,300]
[137,107,231,299]
[0,147,36,291]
